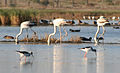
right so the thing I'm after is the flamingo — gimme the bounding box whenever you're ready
[47,18,69,45]
[94,16,109,44]
[15,21,37,43]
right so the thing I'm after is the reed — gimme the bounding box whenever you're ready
[69,36,82,43]
[0,9,120,26]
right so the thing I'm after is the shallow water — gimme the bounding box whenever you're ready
[0,26,120,43]
[0,26,120,73]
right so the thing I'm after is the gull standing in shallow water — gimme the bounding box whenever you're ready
[47,18,70,45]
[15,21,37,43]
[94,16,109,44]
[78,46,97,57]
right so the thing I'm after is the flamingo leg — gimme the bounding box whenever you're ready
[61,26,68,39]
[99,26,105,39]
[30,28,37,42]
[94,26,100,44]
[55,26,62,44]
[26,29,29,42]
[59,26,62,44]
[30,28,37,35]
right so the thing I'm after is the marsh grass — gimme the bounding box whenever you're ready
[0,9,120,26]
[19,34,84,43]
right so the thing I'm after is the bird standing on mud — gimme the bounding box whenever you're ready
[94,16,109,44]
[78,46,97,57]
[15,21,37,43]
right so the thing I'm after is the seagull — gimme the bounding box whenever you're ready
[16,50,33,62]
[78,46,97,57]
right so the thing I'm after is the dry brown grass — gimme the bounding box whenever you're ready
[19,35,90,43]
[69,36,82,43]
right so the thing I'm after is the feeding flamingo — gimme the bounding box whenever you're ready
[15,21,37,43]
[47,18,70,45]
[94,16,109,44]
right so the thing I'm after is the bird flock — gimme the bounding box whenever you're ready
[13,16,109,45]
[2,15,118,60]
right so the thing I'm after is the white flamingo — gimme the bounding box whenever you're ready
[94,16,109,44]
[15,21,37,43]
[47,18,69,45]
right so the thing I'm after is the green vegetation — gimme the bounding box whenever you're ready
[0,9,120,26]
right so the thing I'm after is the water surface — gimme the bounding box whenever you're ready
[0,26,120,73]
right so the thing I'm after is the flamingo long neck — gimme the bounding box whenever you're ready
[15,28,23,43]
[94,26,100,44]
[48,26,57,45]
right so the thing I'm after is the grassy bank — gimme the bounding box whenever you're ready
[0,9,120,26]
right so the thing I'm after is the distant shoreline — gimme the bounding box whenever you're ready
[0,9,120,26]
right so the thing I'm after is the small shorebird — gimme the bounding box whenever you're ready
[16,50,33,62]
[78,46,97,57]
[15,21,37,43]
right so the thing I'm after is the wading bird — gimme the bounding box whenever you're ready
[47,18,70,45]
[16,50,33,62]
[94,16,109,44]
[78,46,97,57]
[15,21,37,43]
